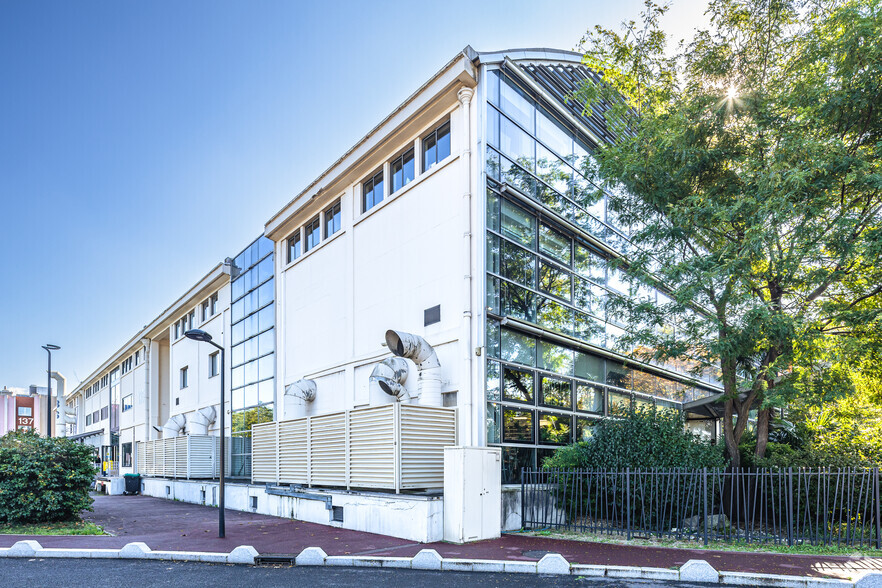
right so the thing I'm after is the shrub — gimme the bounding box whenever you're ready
[0,430,95,524]
[544,405,726,470]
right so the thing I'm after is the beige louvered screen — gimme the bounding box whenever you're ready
[309,412,346,487]
[279,419,308,484]
[249,404,456,491]
[399,404,457,489]
[349,404,396,489]
[251,422,279,484]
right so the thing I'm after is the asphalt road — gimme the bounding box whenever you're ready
[2,559,717,588]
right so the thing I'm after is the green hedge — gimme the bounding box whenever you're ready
[544,405,726,470]
[0,431,95,524]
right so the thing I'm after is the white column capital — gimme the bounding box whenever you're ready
[457,86,474,106]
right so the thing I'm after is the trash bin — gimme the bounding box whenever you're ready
[123,473,141,495]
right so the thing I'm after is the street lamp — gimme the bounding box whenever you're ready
[42,344,60,438]
[184,329,226,538]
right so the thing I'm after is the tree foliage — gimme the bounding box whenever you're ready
[544,405,726,469]
[0,431,95,524]
[574,0,882,465]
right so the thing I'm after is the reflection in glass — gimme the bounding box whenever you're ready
[503,367,534,404]
[500,200,535,247]
[541,376,571,409]
[539,224,571,265]
[501,328,535,366]
[538,412,571,444]
[576,383,604,413]
[503,408,534,443]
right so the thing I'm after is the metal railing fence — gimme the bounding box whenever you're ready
[521,468,882,548]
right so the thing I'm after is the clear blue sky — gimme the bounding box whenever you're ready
[0,0,709,390]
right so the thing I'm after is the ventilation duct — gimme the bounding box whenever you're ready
[188,406,217,435]
[285,379,317,402]
[50,371,76,437]
[162,414,187,438]
[384,330,442,406]
[369,357,409,400]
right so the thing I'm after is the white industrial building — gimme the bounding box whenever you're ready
[66,46,723,543]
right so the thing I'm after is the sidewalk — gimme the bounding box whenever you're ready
[1,494,880,581]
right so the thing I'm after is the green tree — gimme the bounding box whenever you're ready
[574,0,882,465]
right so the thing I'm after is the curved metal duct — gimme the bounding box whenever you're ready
[188,406,217,435]
[285,379,317,402]
[369,357,409,400]
[50,371,75,437]
[162,414,187,438]
[384,330,442,406]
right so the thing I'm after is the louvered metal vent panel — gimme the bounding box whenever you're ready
[174,437,188,478]
[251,422,278,483]
[399,405,457,489]
[163,438,176,478]
[349,405,395,489]
[309,412,346,487]
[188,436,216,478]
[279,419,308,484]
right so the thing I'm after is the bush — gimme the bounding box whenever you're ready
[544,405,726,470]
[0,431,95,524]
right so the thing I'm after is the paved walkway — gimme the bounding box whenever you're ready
[2,494,880,581]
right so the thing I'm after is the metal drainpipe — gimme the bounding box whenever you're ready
[458,85,475,446]
[141,339,151,440]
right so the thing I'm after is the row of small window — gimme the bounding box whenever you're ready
[85,407,109,426]
[84,349,144,398]
[487,360,676,413]
[178,352,220,390]
[231,381,274,414]
[486,403,596,447]
[231,354,274,390]
[174,292,220,340]
[486,322,719,401]
[286,200,342,264]
[362,119,451,213]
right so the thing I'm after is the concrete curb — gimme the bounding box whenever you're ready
[1,541,879,587]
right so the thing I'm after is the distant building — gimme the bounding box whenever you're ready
[1,386,50,436]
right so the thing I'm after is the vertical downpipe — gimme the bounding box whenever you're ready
[458,85,474,447]
[141,339,151,442]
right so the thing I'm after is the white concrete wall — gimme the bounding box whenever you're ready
[140,477,443,543]
[277,106,475,428]
[164,283,231,437]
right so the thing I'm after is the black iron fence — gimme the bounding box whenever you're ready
[521,468,882,548]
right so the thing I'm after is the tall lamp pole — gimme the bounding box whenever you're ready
[42,344,60,437]
[184,329,226,538]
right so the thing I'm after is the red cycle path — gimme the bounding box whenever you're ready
[1,494,879,580]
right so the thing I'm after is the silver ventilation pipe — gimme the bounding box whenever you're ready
[162,414,186,438]
[285,379,317,402]
[50,372,75,437]
[188,406,217,435]
[370,357,409,400]
[384,330,442,406]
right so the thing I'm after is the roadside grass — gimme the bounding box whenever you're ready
[521,528,882,558]
[0,520,105,536]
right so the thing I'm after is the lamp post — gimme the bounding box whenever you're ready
[42,344,60,438]
[184,329,226,538]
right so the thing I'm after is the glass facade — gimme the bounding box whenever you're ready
[230,236,276,477]
[483,66,721,483]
